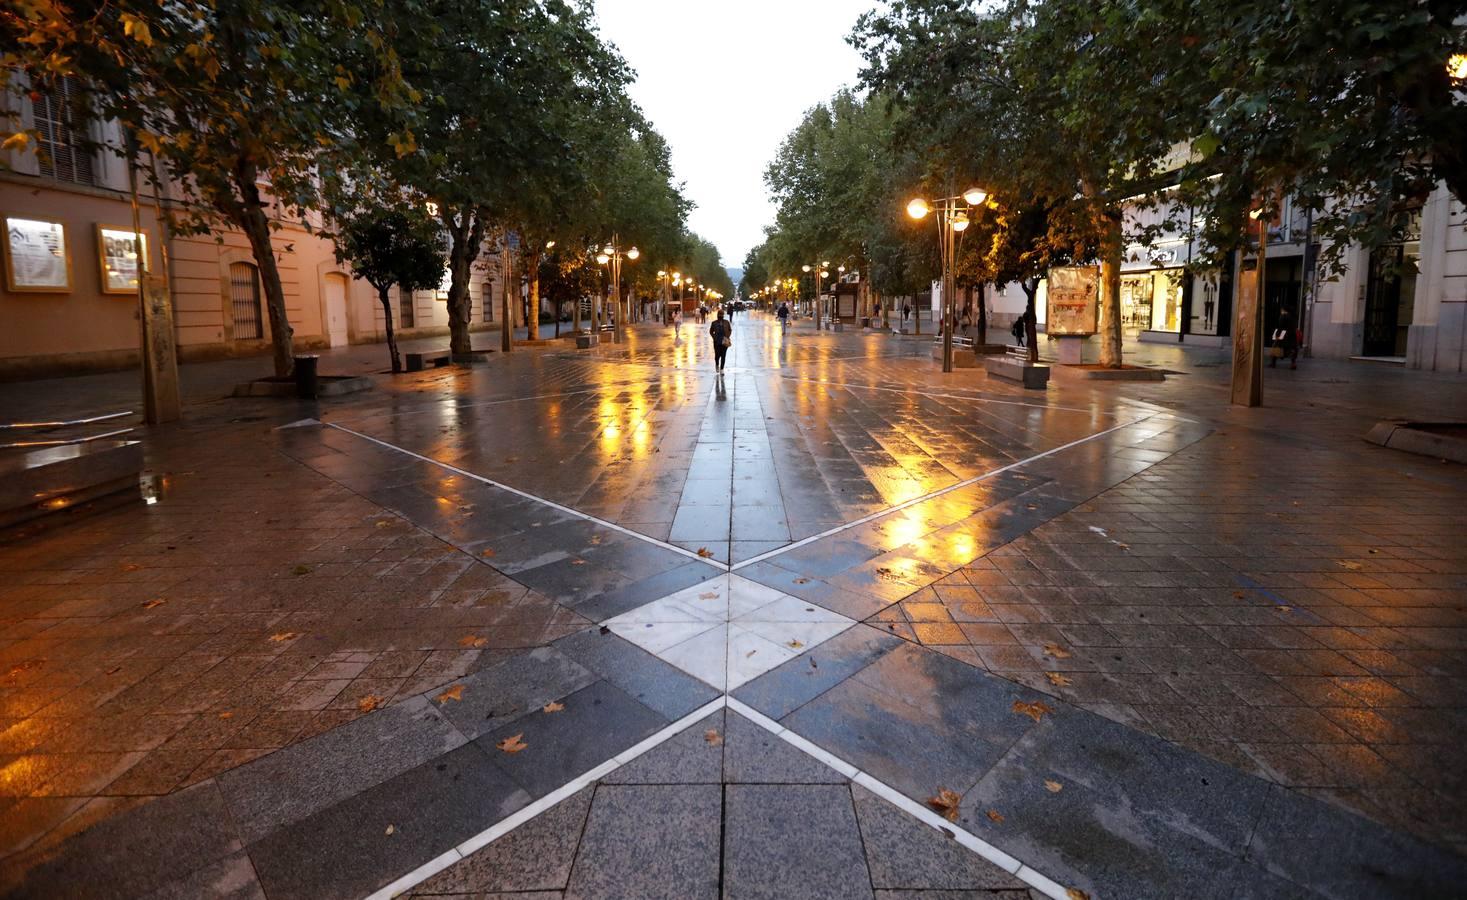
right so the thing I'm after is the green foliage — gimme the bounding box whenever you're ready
[331,198,445,298]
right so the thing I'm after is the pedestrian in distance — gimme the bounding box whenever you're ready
[672,306,682,340]
[710,308,732,373]
[902,302,911,326]
[777,301,790,334]
[1011,316,1026,347]
[1270,308,1299,369]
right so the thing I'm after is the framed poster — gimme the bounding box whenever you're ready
[1046,265,1099,336]
[96,225,149,295]
[4,216,71,292]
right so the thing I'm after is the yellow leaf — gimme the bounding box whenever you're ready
[269,632,299,642]
[481,548,496,558]
[436,684,464,703]
[926,788,961,822]
[698,591,720,600]
[458,634,488,648]
[1,132,30,152]
[358,695,385,713]
[1013,699,1054,723]
[542,701,564,713]
[1042,643,1072,659]
[219,711,234,720]
[697,547,714,558]
[986,809,1005,823]
[143,598,166,609]
[496,732,527,753]
[1044,671,1072,687]
[120,13,154,46]
[1067,890,1091,900]
[1338,560,1363,571]
[704,729,723,746]
[1045,779,1063,793]
[788,640,804,649]
[384,824,394,835]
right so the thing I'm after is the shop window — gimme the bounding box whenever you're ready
[32,78,96,186]
[228,262,263,340]
[1148,272,1182,333]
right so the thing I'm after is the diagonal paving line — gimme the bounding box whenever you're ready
[731,413,1157,572]
[325,422,731,571]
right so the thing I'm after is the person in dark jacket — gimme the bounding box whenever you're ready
[710,309,732,372]
[1271,308,1299,369]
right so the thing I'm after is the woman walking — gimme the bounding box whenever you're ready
[710,309,732,373]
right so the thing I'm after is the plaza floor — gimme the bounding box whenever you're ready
[1,314,1465,899]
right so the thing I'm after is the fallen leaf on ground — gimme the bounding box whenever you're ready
[699,591,720,600]
[571,558,587,566]
[598,625,610,635]
[788,640,804,649]
[1066,889,1091,900]
[1368,548,1380,555]
[1042,643,1072,659]
[496,733,527,753]
[745,649,757,658]
[926,788,961,821]
[481,549,496,558]
[1275,605,1292,613]
[436,684,464,703]
[375,520,391,528]
[269,632,300,642]
[1045,779,1063,793]
[1338,560,1363,571]
[697,547,714,558]
[458,634,488,648]
[705,729,723,746]
[589,535,603,545]
[1013,699,1054,722]
[1233,590,1246,599]
[1044,671,1072,687]
[143,599,166,609]
[218,711,234,720]
[986,809,1005,823]
[384,824,395,835]
[122,563,141,572]
[542,701,564,713]
[358,695,385,713]
[291,565,311,576]
[794,577,810,584]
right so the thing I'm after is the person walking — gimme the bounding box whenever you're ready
[777,301,790,334]
[710,308,732,373]
[1270,307,1299,369]
[902,302,911,327]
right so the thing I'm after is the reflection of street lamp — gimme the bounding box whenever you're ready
[597,236,639,343]
[907,186,988,372]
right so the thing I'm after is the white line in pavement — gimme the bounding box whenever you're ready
[724,697,1070,900]
[363,696,728,900]
[731,414,1155,572]
[325,423,730,571]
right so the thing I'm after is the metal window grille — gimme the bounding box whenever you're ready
[484,283,493,322]
[399,286,415,328]
[33,78,96,186]
[228,262,263,340]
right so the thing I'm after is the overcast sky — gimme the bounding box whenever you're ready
[594,0,877,268]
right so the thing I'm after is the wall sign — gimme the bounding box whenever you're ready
[1046,265,1099,336]
[4,216,71,292]
[97,225,148,294]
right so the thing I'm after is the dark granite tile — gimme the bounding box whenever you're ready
[139,849,264,900]
[9,782,242,900]
[733,623,904,720]
[723,711,845,784]
[553,627,720,720]
[723,784,874,900]
[1245,783,1467,900]
[415,786,594,894]
[248,743,529,900]
[570,561,722,622]
[481,680,667,798]
[851,784,1026,891]
[433,646,597,740]
[217,694,466,844]
[563,785,720,900]
[603,711,724,785]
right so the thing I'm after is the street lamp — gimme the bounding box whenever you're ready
[801,260,831,328]
[907,186,988,372]
[596,236,638,343]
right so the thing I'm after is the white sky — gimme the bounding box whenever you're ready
[594,0,875,267]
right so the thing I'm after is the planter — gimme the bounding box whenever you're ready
[1364,421,1467,464]
[983,356,1050,389]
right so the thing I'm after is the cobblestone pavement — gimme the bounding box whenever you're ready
[1,314,1464,899]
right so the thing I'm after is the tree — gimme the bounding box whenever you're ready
[2,0,419,377]
[329,197,445,373]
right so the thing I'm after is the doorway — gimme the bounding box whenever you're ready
[1362,242,1420,358]
[324,273,348,348]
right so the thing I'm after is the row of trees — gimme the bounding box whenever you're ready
[744,0,1466,367]
[2,0,716,375]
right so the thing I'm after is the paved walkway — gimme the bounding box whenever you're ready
[1,314,1465,899]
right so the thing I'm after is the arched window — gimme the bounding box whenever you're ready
[228,262,263,340]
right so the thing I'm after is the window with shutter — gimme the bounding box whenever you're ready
[399,286,415,328]
[33,78,96,187]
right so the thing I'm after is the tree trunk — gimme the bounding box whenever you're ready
[976,283,988,345]
[525,249,541,341]
[500,241,513,352]
[234,165,293,377]
[445,206,484,357]
[1096,205,1124,368]
[378,284,401,373]
[1021,279,1039,364]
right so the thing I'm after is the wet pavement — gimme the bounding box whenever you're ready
[1,313,1466,899]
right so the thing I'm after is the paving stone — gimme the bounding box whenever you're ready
[431,646,597,740]
[216,694,466,843]
[414,786,594,894]
[480,680,667,798]
[722,784,873,900]
[723,711,846,784]
[563,784,720,900]
[139,850,265,900]
[248,743,529,900]
[731,622,904,720]
[553,627,720,720]
[603,711,724,784]
[851,784,1027,891]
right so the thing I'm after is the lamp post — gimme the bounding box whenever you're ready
[906,187,987,373]
[801,260,831,329]
[596,235,639,344]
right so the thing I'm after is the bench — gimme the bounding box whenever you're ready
[983,344,1050,389]
[404,351,450,372]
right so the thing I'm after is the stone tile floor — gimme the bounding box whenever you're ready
[0,314,1465,898]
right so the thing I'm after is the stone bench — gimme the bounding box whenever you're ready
[0,439,143,530]
[983,347,1050,389]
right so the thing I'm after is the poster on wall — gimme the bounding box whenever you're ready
[1046,265,1099,335]
[4,216,71,292]
[97,226,148,294]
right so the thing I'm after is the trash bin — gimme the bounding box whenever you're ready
[293,355,320,399]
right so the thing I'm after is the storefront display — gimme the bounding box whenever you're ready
[97,225,148,294]
[1046,266,1098,335]
[4,216,71,292]
[1120,275,1153,330]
